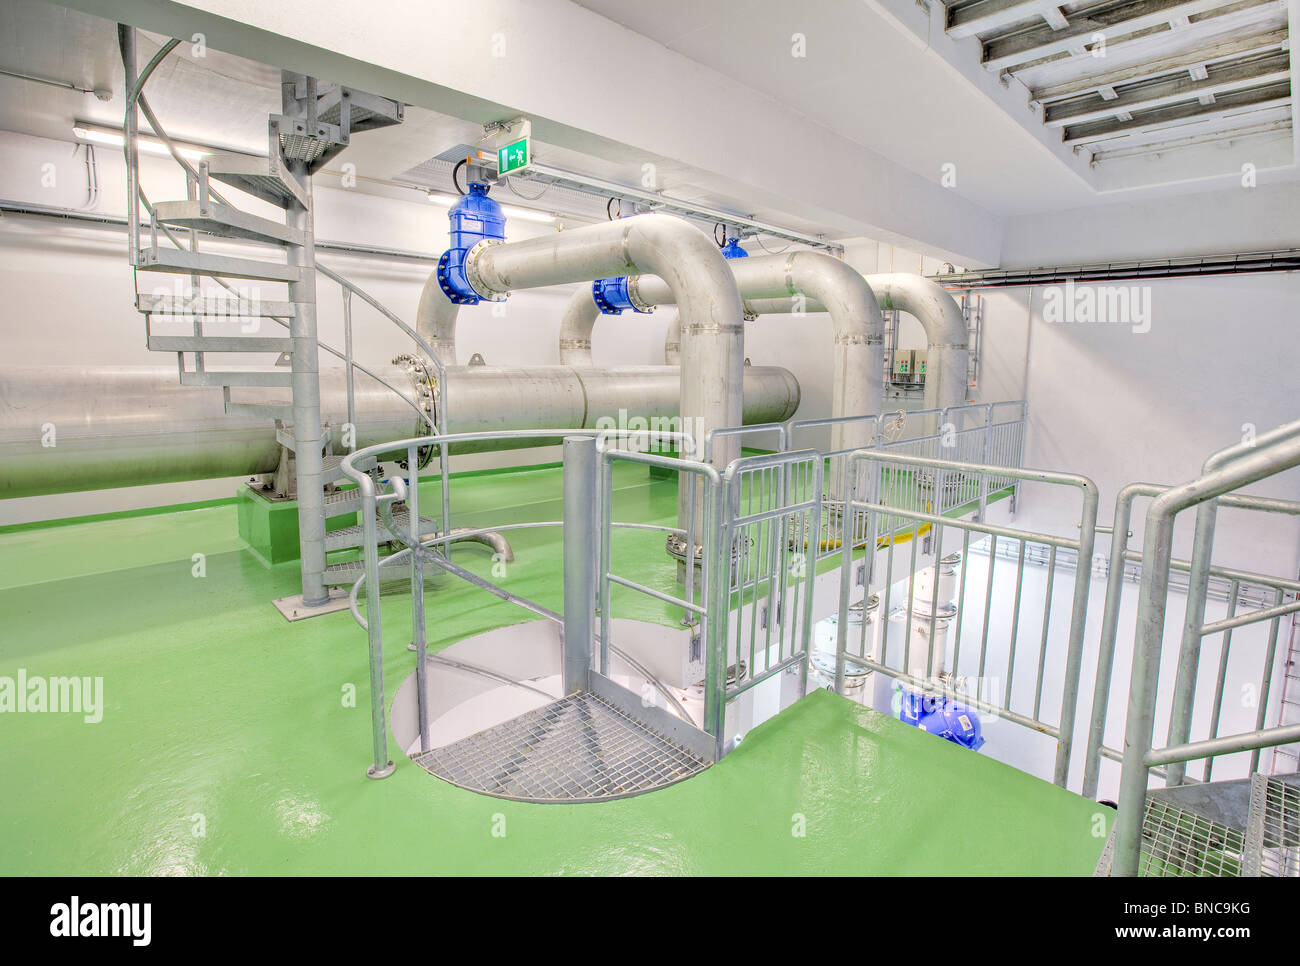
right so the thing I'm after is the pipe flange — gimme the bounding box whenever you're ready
[665,531,753,566]
[436,250,477,306]
[464,238,508,302]
[665,531,702,563]
[392,353,438,468]
[624,276,657,314]
[591,281,622,316]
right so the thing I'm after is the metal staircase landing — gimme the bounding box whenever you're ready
[1096,772,1300,876]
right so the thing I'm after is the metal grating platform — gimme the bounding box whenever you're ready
[1137,797,1247,876]
[411,691,710,803]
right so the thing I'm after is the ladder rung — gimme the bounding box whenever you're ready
[180,370,295,388]
[137,293,299,318]
[151,199,304,246]
[137,247,301,283]
[148,335,293,353]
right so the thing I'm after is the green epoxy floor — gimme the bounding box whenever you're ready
[0,464,1108,875]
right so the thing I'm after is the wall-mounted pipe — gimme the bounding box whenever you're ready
[0,363,797,499]
[620,252,882,451]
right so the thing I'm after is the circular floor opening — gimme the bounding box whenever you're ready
[391,620,713,803]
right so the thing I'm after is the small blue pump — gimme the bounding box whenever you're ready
[897,687,986,751]
[436,182,506,305]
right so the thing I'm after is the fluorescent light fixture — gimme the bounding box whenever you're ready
[73,124,209,161]
[424,189,554,224]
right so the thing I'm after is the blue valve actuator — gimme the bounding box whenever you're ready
[437,182,506,305]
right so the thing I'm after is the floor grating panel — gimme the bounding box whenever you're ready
[411,691,710,802]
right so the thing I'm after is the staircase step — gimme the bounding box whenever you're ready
[137,293,300,318]
[324,507,438,551]
[323,559,411,586]
[224,399,292,421]
[151,199,304,246]
[148,335,293,353]
[204,151,308,209]
[321,453,378,483]
[315,87,403,132]
[180,370,295,388]
[324,487,364,515]
[137,247,301,284]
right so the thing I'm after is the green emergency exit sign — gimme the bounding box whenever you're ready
[497,137,530,175]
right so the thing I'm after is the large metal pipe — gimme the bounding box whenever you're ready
[666,273,970,416]
[464,214,745,479]
[631,252,883,451]
[416,273,460,365]
[0,363,798,499]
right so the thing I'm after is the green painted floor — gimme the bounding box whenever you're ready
[0,463,1108,875]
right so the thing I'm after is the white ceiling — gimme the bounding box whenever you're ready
[572,0,1298,210]
[572,0,1102,215]
[3,0,1296,262]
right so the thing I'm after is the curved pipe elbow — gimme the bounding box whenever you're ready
[447,528,515,563]
[416,273,460,366]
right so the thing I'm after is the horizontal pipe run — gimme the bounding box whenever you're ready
[1,363,797,498]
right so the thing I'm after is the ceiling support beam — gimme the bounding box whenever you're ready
[1028,25,1289,101]
[1043,51,1293,126]
[981,0,1263,71]
[945,0,1070,38]
[1061,80,1293,144]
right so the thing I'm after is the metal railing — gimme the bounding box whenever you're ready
[1083,484,1300,798]
[833,451,1099,787]
[1110,420,1300,876]
[787,402,1028,565]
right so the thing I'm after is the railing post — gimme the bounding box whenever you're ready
[1164,501,1219,786]
[978,404,993,520]
[361,474,394,779]
[1053,478,1099,787]
[562,436,597,695]
[704,478,732,758]
[834,455,858,694]
[408,445,429,753]
[1114,507,1178,874]
[1083,487,1138,799]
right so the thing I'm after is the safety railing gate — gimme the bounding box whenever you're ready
[1107,419,1300,876]
[832,450,1099,787]
[704,450,824,757]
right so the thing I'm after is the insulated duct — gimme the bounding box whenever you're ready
[0,364,797,499]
